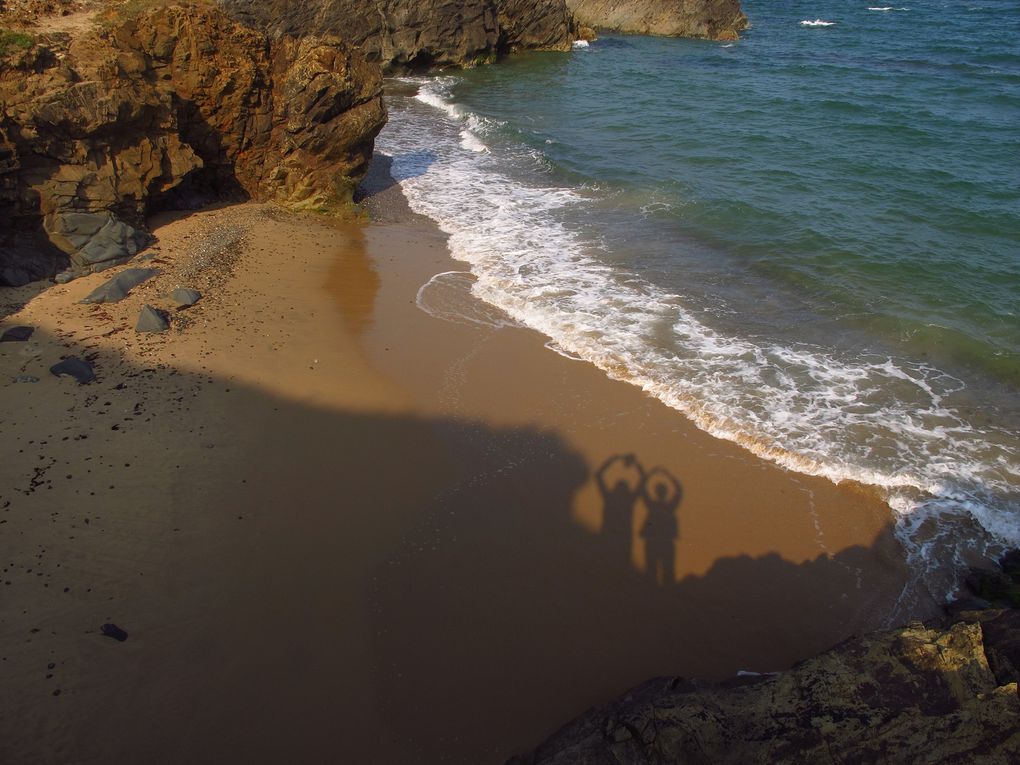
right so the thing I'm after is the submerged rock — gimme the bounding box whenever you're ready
[509,612,1020,764]
[135,304,170,333]
[80,268,159,305]
[49,357,95,384]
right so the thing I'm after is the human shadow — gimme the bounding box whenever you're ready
[639,464,682,587]
[0,323,942,765]
[596,454,682,586]
[594,453,645,571]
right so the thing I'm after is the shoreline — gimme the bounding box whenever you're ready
[1,169,938,763]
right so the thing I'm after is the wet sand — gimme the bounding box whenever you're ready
[0,179,936,763]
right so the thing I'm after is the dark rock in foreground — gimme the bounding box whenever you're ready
[135,305,170,333]
[170,287,202,308]
[50,357,95,384]
[1,325,34,342]
[81,268,160,305]
[509,611,1020,764]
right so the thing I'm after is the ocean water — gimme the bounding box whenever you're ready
[374,0,1020,596]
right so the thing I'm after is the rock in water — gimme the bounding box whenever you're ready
[170,287,202,308]
[80,268,159,305]
[50,357,95,384]
[100,623,129,642]
[0,325,34,342]
[565,0,747,41]
[135,305,170,333]
[217,0,576,71]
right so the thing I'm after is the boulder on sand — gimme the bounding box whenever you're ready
[49,357,95,384]
[1,325,34,342]
[170,287,202,308]
[80,268,159,305]
[135,304,170,333]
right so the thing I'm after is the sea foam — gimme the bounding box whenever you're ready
[379,77,1020,600]
[800,19,836,26]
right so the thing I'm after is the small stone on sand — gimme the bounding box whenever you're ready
[50,358,95,384]
[1,326,34,342]
[100,623,128,642]
[170,287,201,308]
[81,268,159,304]
[136,305,170,333]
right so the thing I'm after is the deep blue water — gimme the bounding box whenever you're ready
[375,0,1020,590]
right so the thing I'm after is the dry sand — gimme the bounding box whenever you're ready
[0,179,937,763]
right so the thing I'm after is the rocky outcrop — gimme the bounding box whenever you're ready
[216,0,576,71]
[565,0,747,41]
[0,3,385,285]
[510,611,1020,764]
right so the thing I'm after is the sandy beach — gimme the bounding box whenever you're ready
[0,167,937,763]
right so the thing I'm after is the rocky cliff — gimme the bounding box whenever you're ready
[565,0,747,41]
[510,609,1020,764]
[0,2,385,285]
[216,0,577,71]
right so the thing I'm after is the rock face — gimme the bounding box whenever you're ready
[510,611,1020,764]
[565,0,747,41]
[0,3,385,285]
[216,0,576,71]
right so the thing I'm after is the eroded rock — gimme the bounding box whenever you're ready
[0,3,386,283]
[510,614,1020,764]
[217,0,576,71]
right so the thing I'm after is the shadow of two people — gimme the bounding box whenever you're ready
[596,453,682,586]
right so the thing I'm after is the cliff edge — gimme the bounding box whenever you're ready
[216,0,577,72]
[0,2,385,286]
[566,0,747,41]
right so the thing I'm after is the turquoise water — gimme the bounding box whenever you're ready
[375,0,1020,592]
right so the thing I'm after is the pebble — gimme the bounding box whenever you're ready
[100,623,128,642]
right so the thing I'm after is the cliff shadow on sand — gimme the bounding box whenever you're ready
[0,312,939,764]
